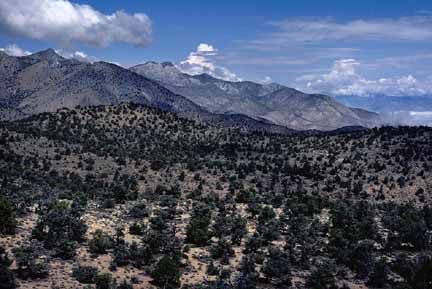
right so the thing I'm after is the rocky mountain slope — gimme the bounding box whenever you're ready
[1,49,382,131]
[131,62,382,130]
[0,49,322,133]
[0,49,203,121]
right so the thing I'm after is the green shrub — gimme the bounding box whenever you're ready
[13,244,49,279]
[129,222,145,235]
[0,246,15,289]
[0,196,17,235]
[89,230,114,255]
[95,273,116,289]
[306,265,337,289]
[151,256,180,288]
[72,265,99,284]
[32,200,87,259]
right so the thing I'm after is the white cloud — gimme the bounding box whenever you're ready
[273,16,432,42]
[260,76,273,84]
[410,111,432,116]
[297,59,432,96]
[55,49,98,62]
[247,16,432,51]
[197,43,217,54]
[372,53,432,69]
[224,55,314,65]
[178,43,242,82]
[384,111,432,126]
[0,43,124,66]
[0,0,152,47]
[0,44,31,56]
[56,49,122,66]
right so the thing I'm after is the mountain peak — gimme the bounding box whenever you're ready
[139,61,176,68]
[27,48,64,62]
[130,61,190,86]
[161,61,175,67]
[142,61,158,65]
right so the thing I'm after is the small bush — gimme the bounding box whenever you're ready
[95,273,116,289]
[73,265,99,284]
[151,256,180,288]
[129,222,145,235]
[89,230,114,255]
[13,244,49,279]
[0,197,17,235]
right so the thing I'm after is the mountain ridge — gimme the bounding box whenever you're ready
[0,49,299,133]
[0,49,382,131]
[0,49,204,120]
[130,61,382,130]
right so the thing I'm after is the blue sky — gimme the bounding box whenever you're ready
[1,0,432,96]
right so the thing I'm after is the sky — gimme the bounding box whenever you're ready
[0,0,432,97]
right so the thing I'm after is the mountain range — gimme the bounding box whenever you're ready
[131,61,382,130]
[336,94,432,114]
[0,48,382,131]
[336,95,432,126]
[0,49,202,119]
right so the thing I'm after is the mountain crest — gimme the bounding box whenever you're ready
[0,48,382,131]
[140,61,177,69]
[161,61,175,67]
[192,73,218,82]
[131,61,382,130]
[27,48,64,62]
[130,61,189,86]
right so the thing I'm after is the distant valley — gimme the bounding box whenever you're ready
[336,95,432,126]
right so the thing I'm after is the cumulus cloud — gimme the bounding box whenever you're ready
[297,59,432,97]
[196,43,217,54]
[178,43,242,82]
[0,0,152,47]
[0,44,31,56]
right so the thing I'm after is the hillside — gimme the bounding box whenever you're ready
[1,104,432,289]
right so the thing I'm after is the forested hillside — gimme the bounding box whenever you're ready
[1,103,432,289]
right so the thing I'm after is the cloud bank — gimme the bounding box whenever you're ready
[0,0,152,47]
[258,16,432,47]
[178,43,241,82]
[0,44,31,56]
[297,59,432,97]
